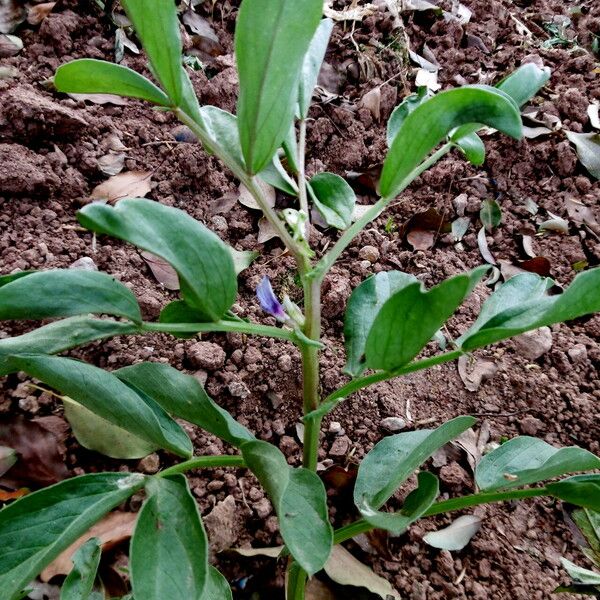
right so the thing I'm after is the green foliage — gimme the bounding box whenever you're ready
[131,475,208,600]
[78,199,237,322]
[308,172,356,230]
[60,538,102,600]
[387,86,430,146]
[0,473,145,600]
[480,199,502,231]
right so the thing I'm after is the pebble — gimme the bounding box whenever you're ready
[277,353,292,372]
[187,341,226,370]
[520,415,544,436]
[453,193,468,216]
[358,245,380,263]
[228,380,250,398]
[69,256,97,271]
[512,326,553,361]
[18,396,39,413]
[380,416,407,432]
[138,453,160,474]
[328,421,342,435]
[329,435,351,457]
[568,343,587,363]
[253,497,272,518]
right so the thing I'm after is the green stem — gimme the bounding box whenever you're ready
[333,486,550,545]
[312,143,453,282]
[297,120,309,223]
[305,349,463,421]
[157,455,246,478]
[286,560,308,599]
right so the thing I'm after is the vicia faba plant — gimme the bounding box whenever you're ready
[1,0,599,598]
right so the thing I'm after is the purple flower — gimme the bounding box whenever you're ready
[256,276,289,322]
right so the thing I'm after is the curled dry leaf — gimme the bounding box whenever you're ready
[423,515,482,550]
[97,151,126,176]
[257,217,280,243]
[589,101,600,130]
[539,210,569,234]
[360,87,381,121]
[407,229,435,250]
[91,170,152,203]
[452,422,491,474]
[0,33,22,57]
[238,179,276,211]
[183,10,223,58]
[0,415,68,488]
[477,226,496,265]
[0,446,16,477]
[41,511,137,581]
[140,251,180,290]
[323,0,377,21]
[565,197,600,235]
[27,1,55,25]
[457,355,498,392]
[69,93,129,106]
[566,131,600,180]
[521,234,536,258]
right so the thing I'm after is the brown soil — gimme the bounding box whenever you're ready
[1,0,599,598]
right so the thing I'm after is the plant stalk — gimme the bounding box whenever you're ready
[157,455,246,478]
[333,486,550,544]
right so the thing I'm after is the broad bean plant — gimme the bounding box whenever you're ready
[1,0,599,598]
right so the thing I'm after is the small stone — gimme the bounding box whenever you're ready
[520,415,544,436]
[328,421,342,435]
[204,495,240,552]
[192,369,208,387]
[253,497,272,518]
[272,419,285,436]
[279,435,299,457]
[228,380,250,398]
[187,341,226,370]
[138,453,160,474]
[329,435,351,457]
[453,193,468,216]
[18,396,39,413]
[512,326,553,361]
[358,245,380,263]
[69,256,97,271]
[380,417,407,432]
[568,343,587,363]
[277,354,292,372]
[207,480,225,492]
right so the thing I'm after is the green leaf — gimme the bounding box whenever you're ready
[0,317,138,377]
[115,362,255,447]
[0,473,146,600]
[452,131,485,165]
[131,475,208,600]
[235,0,323,174]
[561,558,600,586]
[475,438,600,491]
[480,199,502,231]
[199,106,245,170]
[344,271,417,377]
[8,355,192,458]
[380,86,522,199]
[308,173,356,230]
[354,416,475,512]
[259,154,299,196]
[0,270,141,323]
[241,440,332,575]
[571,506,600,561]
[203,567,233,600]
[387,87,430,147]
[495,63,551,108]
[63,397,158,460]
[566,131,600,180]
[298,18,334,119]
[358,472,439,535]
[365,267,487,372]
[458,269,600,351]
[547,475,600,511]
[54,59,170,106]
[121,0,201,121]
[78,199,237,322]
[60,537,101,600]
[283,124,299,174]
[0,271,34,287]
[231,248,259,275]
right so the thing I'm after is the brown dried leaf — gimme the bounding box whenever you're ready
[0,416,68,488]
[519,256,551,276]
[91,170,152,203]
[565,197,599,234]
[457,355,498,392]
[477,226,496,265]
[360,87,381,121]
[257,217,280,243]
[407,228,435,250]
[321,463,358,493]
[97,151,126,176]
[238,180,276,210]
[69,93,129,106]
[27,1,55,25]
[306,578,338,600]
[140,251,180,290]
[41,511,137,581]
[0,33,22,57]
[452,422,491,473]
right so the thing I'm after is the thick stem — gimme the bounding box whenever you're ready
[157,455,246,478]
[332,486,549,544]
[286,560,308,599]
[301,277,322,470]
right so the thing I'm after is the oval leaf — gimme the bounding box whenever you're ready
[0,317,138,377]
[0,473,146,600]
[495,63,551,108]
[344,271,417,377]
[63,397,158,460]
[78,199,237,322]
[380,86,522,199]
[453,131,485,165]
[8,355,192,458]
[387,87,430,147]
[365,267,487,372]
[241,440,333,575]
[458,269,600,351]
[0,270,141,323]
[54,59,169,106]
[480,199,502,231]
[548,475,600,511]
[115,362,255,448]
[308,172,356,230]
[475,437,600,491]
[235,0,323,173]
[60,537,101,600]
[355,416,475,513]
[204,566,233,600]
[423,515,482,551]
[131,475,208,600]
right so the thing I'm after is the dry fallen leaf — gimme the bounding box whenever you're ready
[360,87,381,121]
[0,33,22,56]
[477,226,496,265]
[97,151,126,176]
[204,495,240,553]
[257,217,280,243]
[69,93,129,106]
[231,546,283,558]
[0,0,25,33]
[423,515,482,550]
[407,229,435,250]
[415,67,441,92]
[539,210,569,234]
[27,1,55,25]
[324,0,377,21]
[0,487,28,501]
[452,422,490,474]
[0,445,16,477]
[457,355,498,392]
[305,578,337,600]
[0,415,68,488]
[91,170,152,203]
[184,10,223,58]
[565,197,600,235]
[238,179,276,211]
[41,511,137,581]
[140,251,180,290]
